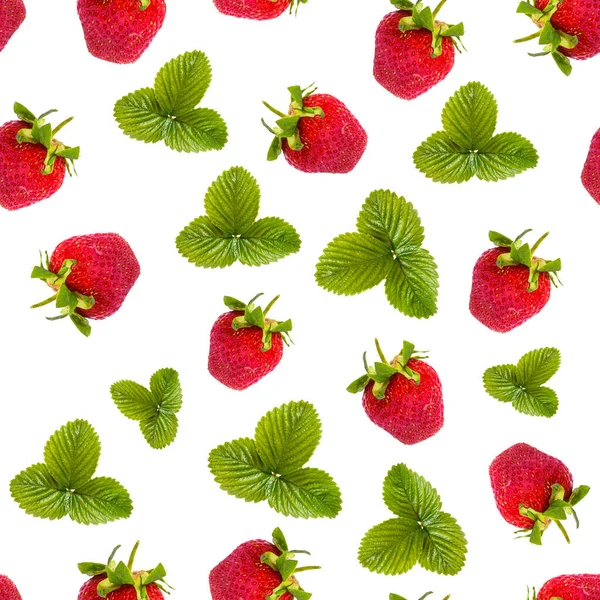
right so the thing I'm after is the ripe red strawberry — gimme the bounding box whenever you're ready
[77,0,166,64]
[208,293,292,390]
[213,0,307,20]
[31,233,141,336]
[263,84,367,173]
[515,0,600,75]
[489,442,590,544]
[347,339,443,445]
[0,0,25,52]
[532,574,600,600]
[0,103,79,211]
[209,528,318,599]
[469,229,561,333]
[374,0,465,100]
[581,127,600,204]
[0,575,22,600]
[78,542,169,600]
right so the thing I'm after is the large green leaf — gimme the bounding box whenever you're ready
[114,88,167,144]
[516,347,561,388]
[236,217,302,266]
[420,511,468,575]
[475,132,539,182]
[161,108,228,153]
[176,216,238,268]
[68,477,133,525]
[111,380,157,421]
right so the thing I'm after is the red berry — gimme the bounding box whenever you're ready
[0,0,25,52]
[78,575,164,600]
[213,0,290,20]
[0,575,22,600]
[581,127,600,204]
[537,574,600,600]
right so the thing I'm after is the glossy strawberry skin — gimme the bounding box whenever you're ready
[208,311,284,390]
[0,0,25,52]
[537,574,600,600]
[489,443,573,530]
[282,94,367,174]
[374,11,455,100]
[209,540,292,600]
[77,0,166,64]
[362,358,443,445]
[78,574,164,600]
[0,575,22,600]
[0,121,66,211]
[582,127,600,204]
[469,247,551,332]
[536,0,600,59]
[48,233,141,320]
[213,0,290,20]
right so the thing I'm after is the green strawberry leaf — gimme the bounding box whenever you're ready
[414,82,538,183]
[177,166,301,269]
[483,348,560,417]
[114,50,228,153]
[10,421,132,525]
[209,402,341,519]
[358,464,467,576]
[111,369,182,449]
[316,190,438,318]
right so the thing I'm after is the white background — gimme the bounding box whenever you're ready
[1,0,599,598]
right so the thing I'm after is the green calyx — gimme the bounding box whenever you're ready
[392,0,465,58]
[13,102,80,176]
[489,229,562,292]
[515,0,578,76]
[347,339,426,399]
[271,0,308,15]
[30,253,95,337]
[516,483,590,545]
[390,594,451,600]
[262,84,324,161]
[260,528,320,600]
[224,293,292,351]
[140,0,151,9]
[78,542,171,600]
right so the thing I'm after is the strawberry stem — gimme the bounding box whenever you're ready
[432,0,447,18]
[530,231,549,255]
[374,338,388,363]
[52,116,74,137]
[127,541,140,571]
[263,295,280,316]
[514,30,542,43]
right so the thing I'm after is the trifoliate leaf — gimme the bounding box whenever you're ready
[208,401,342,519]
[316,190,438,318]
[177,166,301,269]
[414,82,538,183]
[483,348,560,417]
[358,464,467,576]
[10,421,132,525]
[110,368,182,449]
[114,50,227,153]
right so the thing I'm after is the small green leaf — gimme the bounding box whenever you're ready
[413,132,477,183]
[139,410,179,450]
[111,380,157,421]
[254,401,322,474]
[516,347,560,388]
[161,107,228,153]
[176,217,238,269]
[154,50,212,115]
[390,595,409,600]
[419,511,468,575]
[67,477,133,525]
[114,88,167,145]
[14,102,37,123]
[475,132,539,182]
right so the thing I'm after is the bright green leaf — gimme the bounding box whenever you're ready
[516,347,561,388]
[149,368,183,413]
[111,380,157,421]
[511,386,558,418]
[161,107,228,153]
[140,410,179,450]
[113,88,167,145]
[68,477,133,525]
[236,217,302,266]
[413,132,477,183]
[420,511,468,575]
[475,132,539,182]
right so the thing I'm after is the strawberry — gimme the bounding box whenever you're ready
[515,0,600,75]
[208,293,292,390]
[0,103,79,211]
[581,127,600,204]
[374,0,465,100]
[469,229,561,333]
[213,0,307,20]
[489,442,590,544]
[0,575,22,600]
[31,233,141,336]
[263,84,368,173]
[209,527,318,599]
[0,0,25,52]
[531,574,600,600]
[347,339,443,445]
[77,0,166,64]
[77,542,170,600]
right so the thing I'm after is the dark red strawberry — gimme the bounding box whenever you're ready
[209,528,318,599]
[0,0,25,52]
[515,0,600,75]
[532,574,600,600]
[469,230,561,333]
[489,442,589,544]
[77,0,166,64]
[77,542,169,600]
[582,127,600,204]
[31,233,140,336]
[0,103,79,211]
[347,339,443,445]
[263,84,367,173]
[0,575,22,600]
[213,0,307,20]
[374,0,465,100]
[208,293,292,390]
